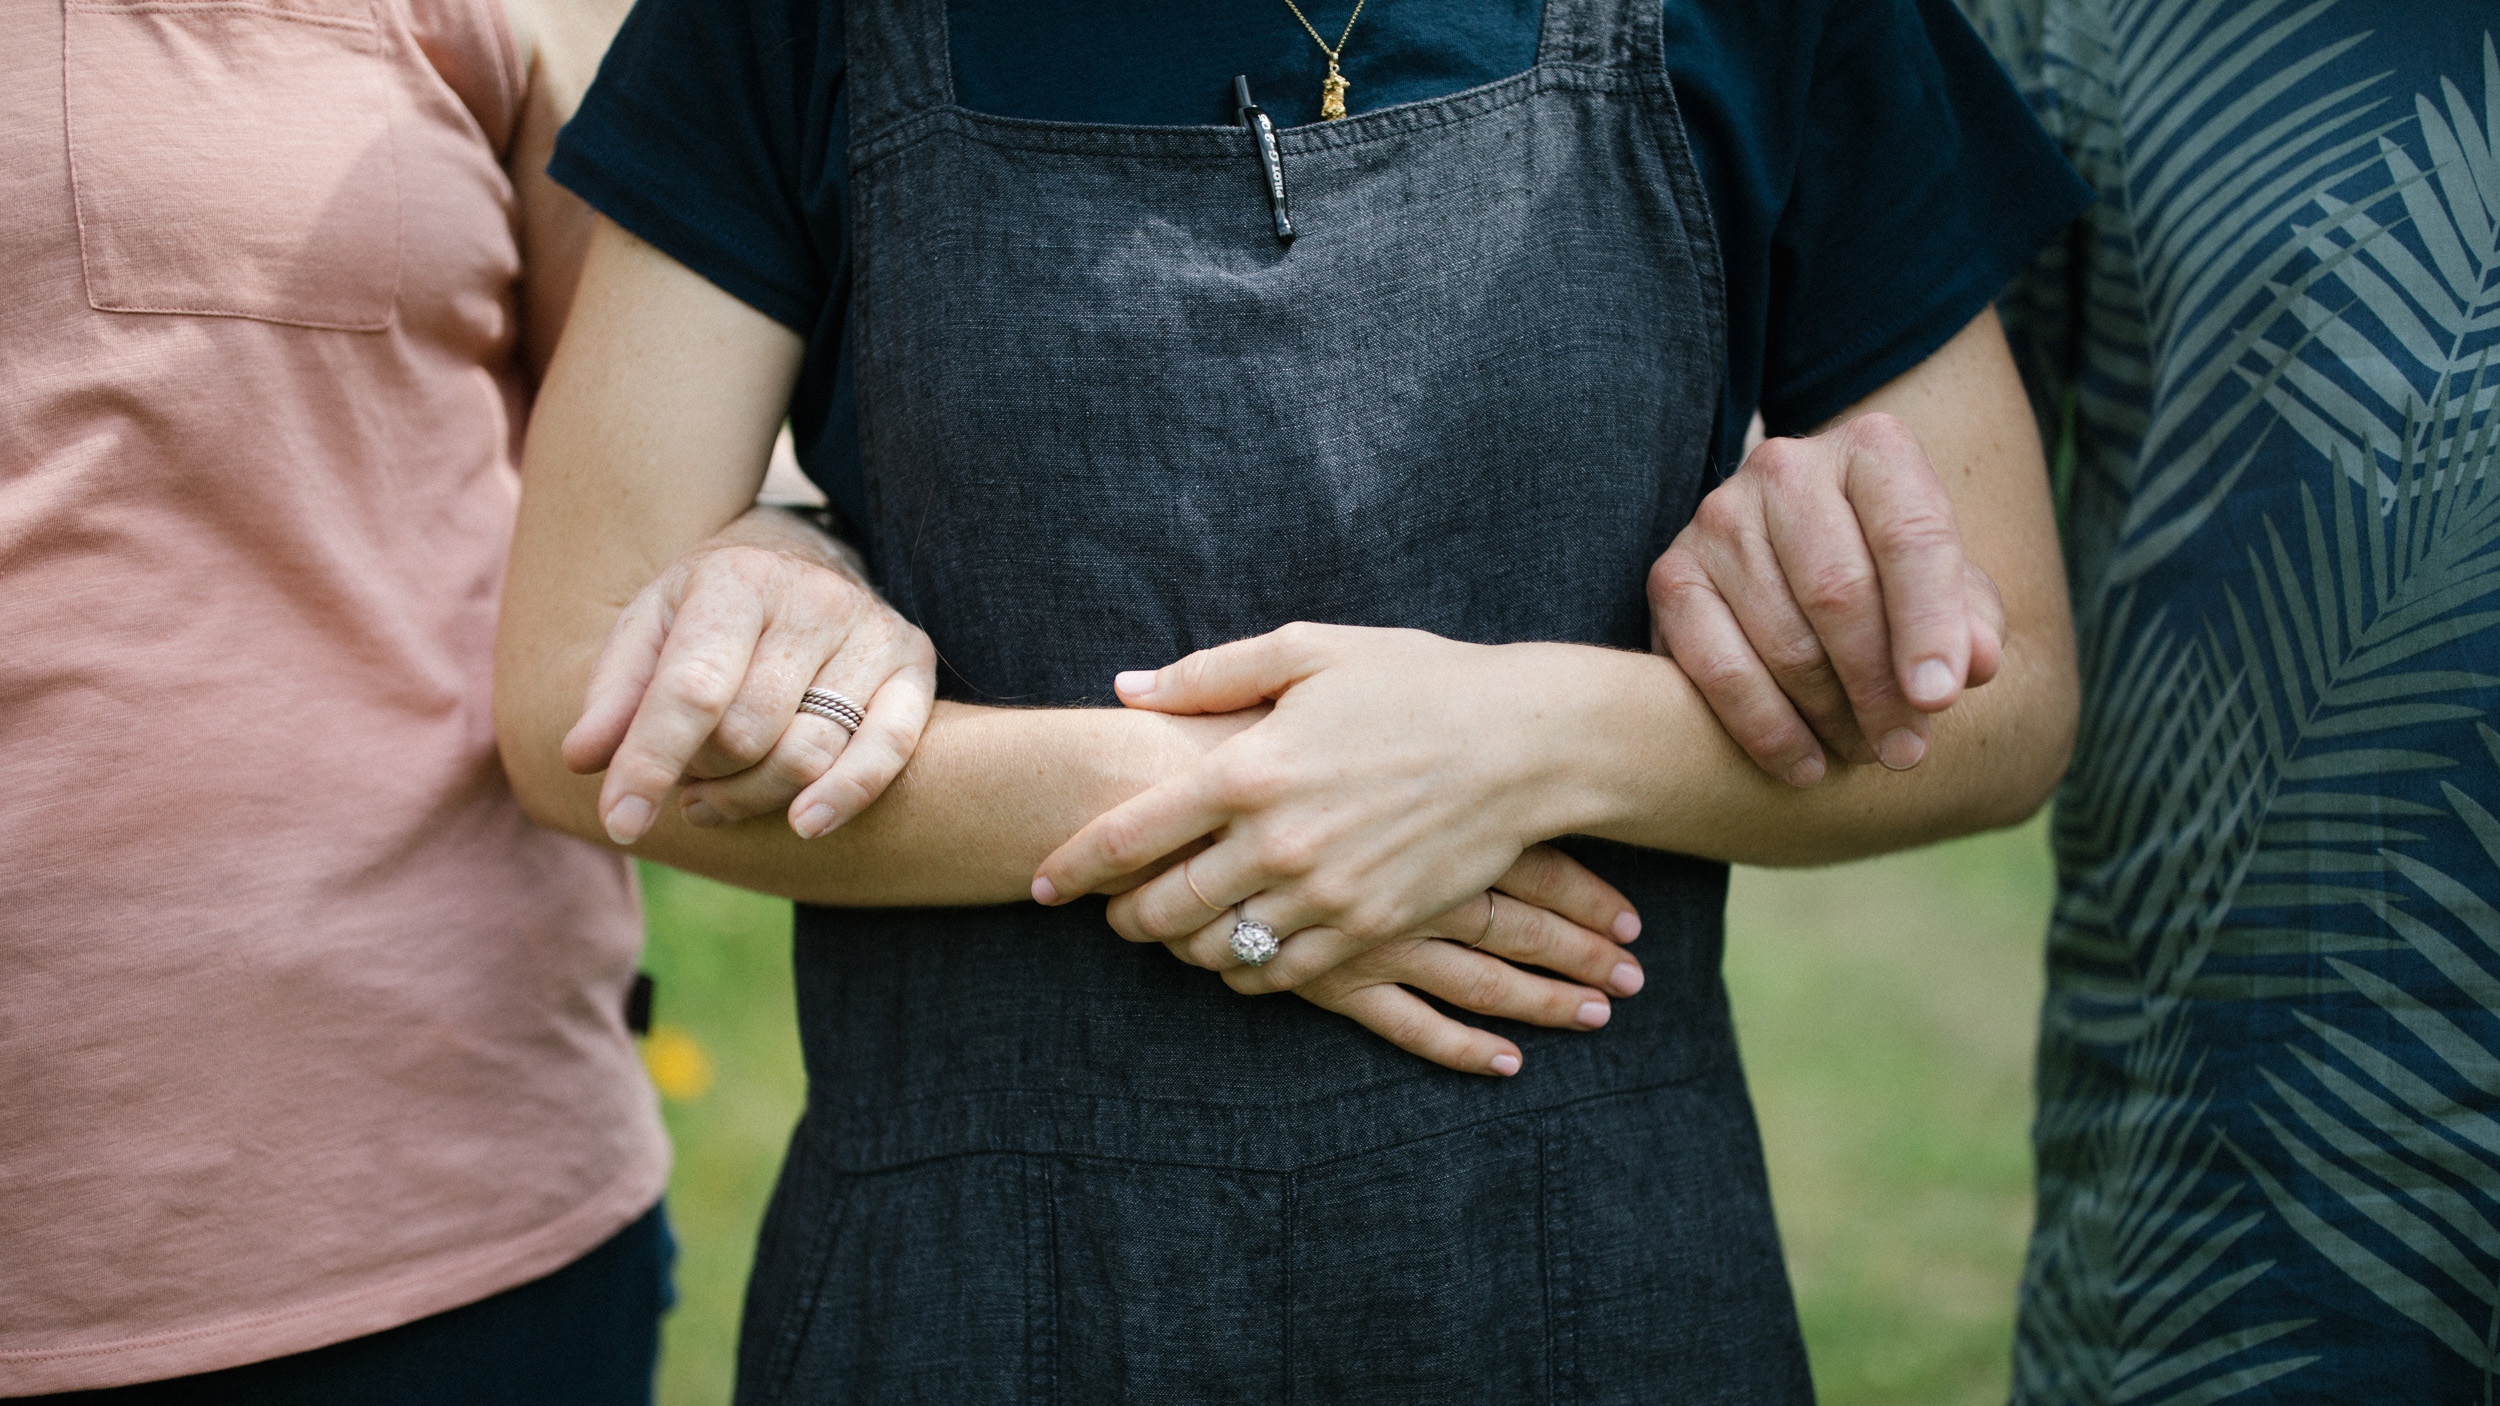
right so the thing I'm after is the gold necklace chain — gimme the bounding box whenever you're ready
[1277,0,1368,119]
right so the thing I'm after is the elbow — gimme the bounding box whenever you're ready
[1962,649,2080,835]
[501,739,587,840]
[492,663,610,849]
[1975,713,2074,832]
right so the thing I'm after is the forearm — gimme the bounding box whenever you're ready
[1579,307,2076,861]
[503,693,1196,906]
[1531,631,2073,866]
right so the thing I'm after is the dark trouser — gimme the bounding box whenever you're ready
[34,1202,672,1406]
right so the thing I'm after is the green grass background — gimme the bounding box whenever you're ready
[637,816,2053,1405]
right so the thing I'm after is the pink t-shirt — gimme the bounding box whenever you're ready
[0,0,669,1391]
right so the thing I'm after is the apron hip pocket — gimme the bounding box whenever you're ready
[63,0,401,330]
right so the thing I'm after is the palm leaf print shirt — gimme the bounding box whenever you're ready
[1962,1,2500,1400]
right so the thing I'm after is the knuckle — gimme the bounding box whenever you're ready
[1214,754,1288,811]
[1876,504,1962,556]
[1169,649,1214,691]
[1249,826,1319,877]
[1092,813,1155,870]
[1745,435,1813,488]
[1844,410,1916,454]
[1457,963,1509,1015]
[660,657,741,717]
[814,769,883,823]
[1507,844,1559,894]
[1381,1007,1436,1051]
[770,733,840,788]
[692,544,773,590]
[1744,719,1817,768]
[1254,959,1304,993]
[1678,641,1763,695]
[1295,968,1352,1002]
[1756,630,1834,678]
[1100,903,1147,944]
[1647,549,1715,604]
[1690,486,1750,536]
[1137,902,1194,944]
[1298,877,1360,922]
[709,713,779,766]
[1800,560,1881,617]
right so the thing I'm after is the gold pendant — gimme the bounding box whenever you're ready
[1321,65,1349,120]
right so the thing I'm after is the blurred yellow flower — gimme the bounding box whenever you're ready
[642,1023,714,1102]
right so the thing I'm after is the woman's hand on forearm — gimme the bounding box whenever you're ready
[564,504,936,844]
[1033,623,1643,970]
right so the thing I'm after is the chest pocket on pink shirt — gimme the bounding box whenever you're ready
[64,0,402,330]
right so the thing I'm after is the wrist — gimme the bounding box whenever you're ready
[1497,642,1662,842]
[714,504,866,581]
[1115,705,1262,798]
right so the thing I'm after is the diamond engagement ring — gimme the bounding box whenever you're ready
[796,688,865,735]
[1229,914,1280,967]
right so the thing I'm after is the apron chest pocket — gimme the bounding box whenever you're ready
[63,0,402,330]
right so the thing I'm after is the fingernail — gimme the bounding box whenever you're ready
[1113,670,1156,698]
[1031,876,1059,905]
[1610,962,1644,996]
[1612,910,1642,942]
[1489,1052,1522,1077]
[1878,727,1928,770]
[603,796,653,846]
[1910,658,1958,706]
[1786,753,1827,788]
[682,800,723,829]
[1576,1000,1612,1030]
[796,804,837,839]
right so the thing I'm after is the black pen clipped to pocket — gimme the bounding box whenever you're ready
[1234,76,1294,243]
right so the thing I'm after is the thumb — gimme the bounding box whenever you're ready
[1112,623,1322,715]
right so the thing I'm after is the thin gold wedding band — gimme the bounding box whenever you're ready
[1183,856,1221,915]
[1466,891,1498,948]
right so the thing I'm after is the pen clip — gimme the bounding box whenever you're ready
[1233,75,1295,244]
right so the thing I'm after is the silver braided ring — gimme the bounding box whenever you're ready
[797,688,865,735]
[1228,913,1280,967]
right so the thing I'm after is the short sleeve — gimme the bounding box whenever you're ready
[1955,0,2110,438]
[547,0,835,333]
[1758,0,2092,434]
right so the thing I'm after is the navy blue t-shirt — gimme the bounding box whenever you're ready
[552,0,2089,524]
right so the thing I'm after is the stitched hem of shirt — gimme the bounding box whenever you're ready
[0,1148,669,1396]
[549,138,821,335]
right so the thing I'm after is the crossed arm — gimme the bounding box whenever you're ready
[497,218,2078,1068]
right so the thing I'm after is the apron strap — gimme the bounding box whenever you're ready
[1535,0,1665,75]
[844,0,954,150]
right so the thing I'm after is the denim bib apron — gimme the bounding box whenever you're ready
[740,2,1814,1400]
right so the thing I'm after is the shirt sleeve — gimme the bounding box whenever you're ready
[546,0,835,333]
[1758,0,2092,434]
[1954,0,2098,437]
